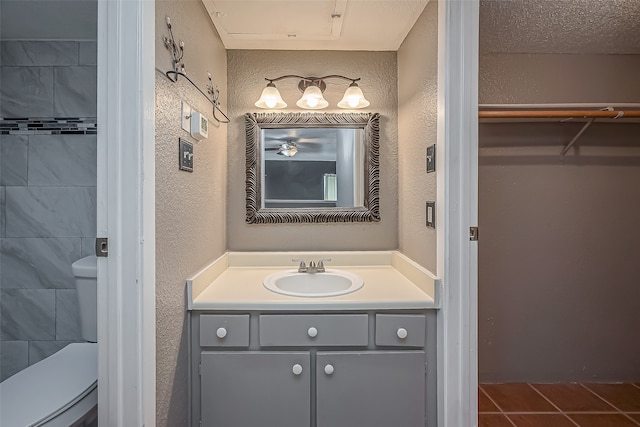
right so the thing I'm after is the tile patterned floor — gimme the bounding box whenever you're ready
[479,383,640,426]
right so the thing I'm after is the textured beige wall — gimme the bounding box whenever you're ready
[480,54,640,103]
[226,50,398,251]
[397,1,438,273]
[479,54,640,382]
[155,1,227,424]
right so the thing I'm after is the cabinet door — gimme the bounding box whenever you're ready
[316,351,426,427]
[200,351,310,427]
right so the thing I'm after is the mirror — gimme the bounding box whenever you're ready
[245,112,380,223]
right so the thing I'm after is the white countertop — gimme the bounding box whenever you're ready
[187,251,441,311]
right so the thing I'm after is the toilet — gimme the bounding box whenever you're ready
[0,255,98,427]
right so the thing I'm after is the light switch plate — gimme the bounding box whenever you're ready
[179,138,193,172]
[181,101,191,133]
[426,144,436,173]
[426,201,435,228]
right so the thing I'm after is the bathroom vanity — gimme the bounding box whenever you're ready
[187,252,440,427]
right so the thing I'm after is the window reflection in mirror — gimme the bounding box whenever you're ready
[261,127,365,209]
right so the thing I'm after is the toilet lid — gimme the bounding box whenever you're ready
[0,343,97,427]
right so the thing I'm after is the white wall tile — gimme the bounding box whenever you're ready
[0,187,5,237]
[28,135,97,186]
[0,289,55,340]
[0,41,78,66]
[0,237,81,289]
[78,41,97,66]
[0,67,54,118]
[5,187,96,237]
[0,340,29,381]
[55,289,82,340]
[0,135,28,186]
[53,66,97,117]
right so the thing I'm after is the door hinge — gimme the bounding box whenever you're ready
[469,227,479,241]
[95,237,109,257]
[198,363,202,376]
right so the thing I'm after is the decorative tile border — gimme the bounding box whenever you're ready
[0,117,97,135]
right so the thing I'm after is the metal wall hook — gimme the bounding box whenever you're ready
[163,16,230,124]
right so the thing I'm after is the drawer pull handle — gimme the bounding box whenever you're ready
[216,327,227,339]
[292,364,303,376]
[307,327,318,338]
[397,328,408,339]
[324,364,335,375]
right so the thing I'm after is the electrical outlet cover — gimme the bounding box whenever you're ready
[179,138,194,172]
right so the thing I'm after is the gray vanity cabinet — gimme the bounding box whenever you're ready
[190,311,437,427]
[316,351,426,427]
[200,351,311,427]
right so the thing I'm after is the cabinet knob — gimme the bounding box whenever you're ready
[397,328,408,339]
[307,327,318,338]
[292,364,303,376]
[216,327,227,339]
[324,364,335,375]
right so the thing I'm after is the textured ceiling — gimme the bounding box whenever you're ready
[2,0,639,55]
[202,0,428,51]
[480,0,640,54]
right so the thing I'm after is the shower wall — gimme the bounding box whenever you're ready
[0,40,97,381]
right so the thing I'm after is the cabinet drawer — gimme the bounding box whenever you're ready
[200,314,250,347]
[260,314,368,347]
[375,314,426,347]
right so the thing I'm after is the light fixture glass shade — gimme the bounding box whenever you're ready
[255,83,287,109]
[337,83,370,109]
[296,85,329,109]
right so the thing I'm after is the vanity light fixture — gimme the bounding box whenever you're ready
[255,75,369,110]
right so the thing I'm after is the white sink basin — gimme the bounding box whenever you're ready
[263,269,364,298]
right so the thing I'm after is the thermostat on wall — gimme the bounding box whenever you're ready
[190,111,208,140]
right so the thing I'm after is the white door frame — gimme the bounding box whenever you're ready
[97,0,156,425]
[437,0,479,426]
[97,0,478,425]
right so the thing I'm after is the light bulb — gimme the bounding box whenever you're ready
[296,84,328,109]
[255,83,287,109]
[337,82,370,109]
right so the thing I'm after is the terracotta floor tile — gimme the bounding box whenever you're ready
[531,383,615,412]
[507,414,576,427]
[479,387,500,412]
[479,414,514,427]
[482,383,557,412]
[584,384,640,412]
[568,413,639,427]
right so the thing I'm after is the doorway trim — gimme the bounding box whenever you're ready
[437,0,479,426]
[97,0,156,424]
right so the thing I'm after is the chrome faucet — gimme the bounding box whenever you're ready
[292,258,331,273]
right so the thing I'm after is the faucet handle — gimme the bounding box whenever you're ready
[292,258,307,271]
[317,258,331,271]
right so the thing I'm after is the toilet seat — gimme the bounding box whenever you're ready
[0,343,97,427]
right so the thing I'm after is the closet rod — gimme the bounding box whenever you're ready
[479,110,640,119]
[480,103,640,109]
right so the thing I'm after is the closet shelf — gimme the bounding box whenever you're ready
[478,104,640,155]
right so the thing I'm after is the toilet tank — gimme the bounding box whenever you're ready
[72,255,98,343]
